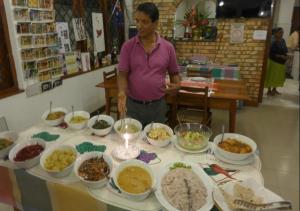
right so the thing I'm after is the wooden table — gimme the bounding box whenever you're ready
[96,78,251,132]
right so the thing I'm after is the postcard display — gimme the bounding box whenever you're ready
[12,0,63,94]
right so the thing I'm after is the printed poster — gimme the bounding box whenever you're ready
[92,13,105,52]
[72,18,87,41]
[56,22,71,53]
[230,23,244,43]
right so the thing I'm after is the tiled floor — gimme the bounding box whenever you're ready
[0,80,299,211]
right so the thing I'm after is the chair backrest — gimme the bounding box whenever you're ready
[103,68,117,82]
[170,86,209,126]
[187,69,211,78]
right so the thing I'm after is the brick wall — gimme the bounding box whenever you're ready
[133,0,271,103]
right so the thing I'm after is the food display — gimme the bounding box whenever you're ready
[117,166,152,194]
[221,183,263,209]
[14,144,44,162]
[218,138,252,154]
[70,116,88,124]
[117,124,139,134]
[46,111,65,120]
[178,131,207,150]
[78,157,110,181]
[161,164,207,211]
[147,127,171,140]
[92,120,110,129]
[0,138,13,150]
[44,149,76,171]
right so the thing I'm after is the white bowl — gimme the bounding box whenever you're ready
[9,138,45,169]
[113,159,155,201]
[214,133,257,161]
[88,115,114,136]
[40,145,77,178]
[0,131,18,159]
[74,152,113,189]
[64,111,90,130]
[144,123,173,147]
[114,118,142,140]
[42,107,68,126]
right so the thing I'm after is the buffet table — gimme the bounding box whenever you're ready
[0,124,263,211]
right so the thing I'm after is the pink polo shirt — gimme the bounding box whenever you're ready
[118,34,179,101]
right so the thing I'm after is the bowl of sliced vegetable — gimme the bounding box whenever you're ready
[88,115,114,136]
[174,123,212,151]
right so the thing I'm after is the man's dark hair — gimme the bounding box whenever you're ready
[137,2,159,22]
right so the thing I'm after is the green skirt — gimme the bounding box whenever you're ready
[264,59,286,88]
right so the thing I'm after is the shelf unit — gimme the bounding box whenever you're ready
[10,0,63,89]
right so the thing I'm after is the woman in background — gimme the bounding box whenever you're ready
[265,27,288,96]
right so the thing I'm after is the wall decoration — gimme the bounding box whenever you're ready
[56,22,71,53]
[81,52,91,72]
[253,30,267,40]
[230,23,244,43]
[72,18,86,41]
[92,13,105,53]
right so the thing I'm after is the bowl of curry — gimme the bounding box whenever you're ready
[112,159,155,201]
[213,133,257,161]
[42,107,68,126]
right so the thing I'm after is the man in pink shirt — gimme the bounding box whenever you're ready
[118,2,180,127]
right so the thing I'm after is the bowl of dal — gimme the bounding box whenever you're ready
[64,111,90,130]
[42,107,68,126]
[112,159,155,201]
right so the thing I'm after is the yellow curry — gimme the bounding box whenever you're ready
[117,166,152,194]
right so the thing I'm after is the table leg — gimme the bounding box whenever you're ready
[229,100,237,132]
[105,97,111,115]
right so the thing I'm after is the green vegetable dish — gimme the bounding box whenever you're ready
[179,131,208,150]
[169,162,192,170]
[0,138,13,150]
[92,120,110,129]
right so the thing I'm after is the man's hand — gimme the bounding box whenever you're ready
[118,92,127,117]
[163,83,181,96]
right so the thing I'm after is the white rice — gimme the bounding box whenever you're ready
[161,168,207,211]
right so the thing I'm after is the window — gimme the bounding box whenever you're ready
[0,0,19,99]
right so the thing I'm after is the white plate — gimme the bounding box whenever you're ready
[190,77,207,82]
[213,178,283,211]
[213,146,254,165]
[155,161,215,211]
[174,140,211,154]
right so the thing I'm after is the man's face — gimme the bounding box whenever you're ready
[135,11,157,38]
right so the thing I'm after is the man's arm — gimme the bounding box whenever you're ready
[117,71,128,117]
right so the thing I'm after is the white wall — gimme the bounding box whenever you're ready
[274,0,296,39]
[0,65,115,132]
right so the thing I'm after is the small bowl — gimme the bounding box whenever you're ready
[114,118,142,140]
[144,123,173,147]
[64,111,90,130]
[0,131,18,159]
[214,133,257,161]
[74,152,113,189]
[113,159,155,201]
[88,115,114,136]
[40,145,77,178]
[9,138,45,169]
[174,123,212,151]
[42,107,68,126]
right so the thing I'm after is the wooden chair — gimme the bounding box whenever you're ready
[169,86,212,128]
[103,68,119,119]
[187,69,212,78]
